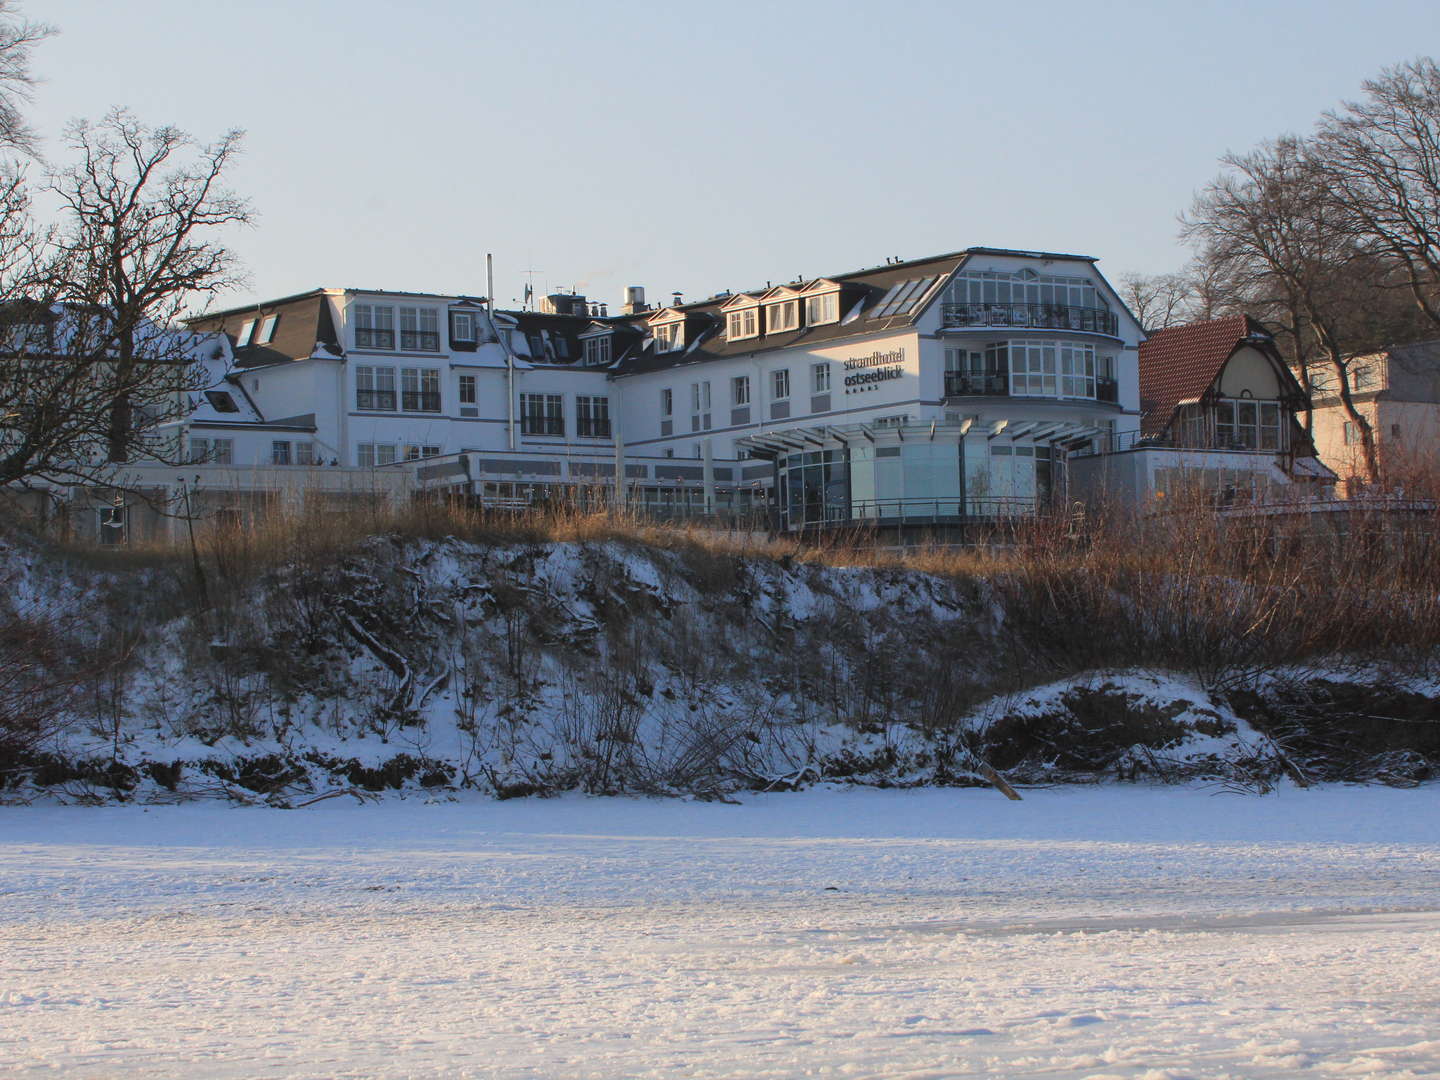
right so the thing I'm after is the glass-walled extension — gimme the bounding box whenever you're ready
[749,421,1104,532]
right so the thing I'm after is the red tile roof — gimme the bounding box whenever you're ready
[1138,314,1272,435]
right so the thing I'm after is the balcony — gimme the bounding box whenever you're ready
[945,371,1120,404]
[400,329,441,352]
[944,372,1008,397]
[941,302,1119,336]
[355,327,395,349]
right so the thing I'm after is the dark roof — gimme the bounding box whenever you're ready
[1138,314,1275,435]
[609,252,970,376]
[188,292,340,369]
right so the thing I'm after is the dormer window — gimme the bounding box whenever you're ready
[583,334,612,366]
[451,311,477,343]
[727,307,758,340]
[654,320,684,353]
[766,301,798,334]
[804,292,839,326]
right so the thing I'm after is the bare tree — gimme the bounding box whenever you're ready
[0,1,53,158]
[1182,136,1416,483]
[1316,57,1440,329]
[0,113,250,489]
[1118,271,1194,332]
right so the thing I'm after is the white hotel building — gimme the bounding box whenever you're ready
[160,246,1168,534]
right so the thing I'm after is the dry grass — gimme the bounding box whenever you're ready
[12,489,1440,686]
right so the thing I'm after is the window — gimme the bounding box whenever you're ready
[1343,420,1361,446]
[576,396,611,438]
[805,292,839,326]
[259,315,279,343]
[520,393,564,436]
[358,443,398,467]
[732,375,750,406]
[459,374,476,404]
[766,302,798,333]
[356,365,397,410]
[661,388,673,416]
[654,320,684,352]
[189,437,233,465]
[354,303,395,349]
[1353,363,1379,391]
[399,306,440,351]
[271,440,292,466]
[1009,341,1058,396]
[1059,343,1096,398]
[451,311,476,343]
[401,368,441,412]
[663,448,675,458]
[295,441,315,466]
[871,276,938,318]
[691,380,711,432]
[1216,399,1283,450]
[811,363,830,394]
[204,390,239,413]
[727,307,758,340]
[236,319,257,347]
[772,368,790,399]
[583,335,612,366]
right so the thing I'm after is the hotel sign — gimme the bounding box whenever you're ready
[843,347,904,390]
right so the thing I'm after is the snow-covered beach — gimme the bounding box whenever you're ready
[4,785,1440,1078]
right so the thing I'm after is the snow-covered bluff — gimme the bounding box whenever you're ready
[3,533,1437,803]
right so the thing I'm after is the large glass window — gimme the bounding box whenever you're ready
[399,306,440,351]
[520,393,564,436]
[1214,399,1284,450]
[354,303,395,349]
[356,365,397,410]
[576,395,611,438]
[401,368,441,412]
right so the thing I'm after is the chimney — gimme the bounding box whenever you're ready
[621,286,647,315]
[671,290,683,308]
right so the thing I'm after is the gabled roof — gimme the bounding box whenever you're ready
[1138,314,1279,435]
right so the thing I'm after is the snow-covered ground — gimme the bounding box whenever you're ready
[4,785,1440,1078]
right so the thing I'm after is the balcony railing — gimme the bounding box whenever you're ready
[400,329,440,352]
[356,388,396,411]
[521,416,565,436]
[355,327,395,349]
[786,496,1039,529]
[944,372,1009,397]
[401,390,442,413]
[577,417,612,439]
[941,302,1119,336]
[944,371,1120,404]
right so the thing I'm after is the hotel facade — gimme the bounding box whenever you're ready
[66,245,1334,541]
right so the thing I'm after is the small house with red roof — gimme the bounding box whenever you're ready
[1070,314,1333,505]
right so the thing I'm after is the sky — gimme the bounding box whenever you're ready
[23,0,1440,313]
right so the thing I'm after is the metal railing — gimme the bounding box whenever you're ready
[941,302,1119,336]
[355,327,395,349]
[400,329,440,352]
[944,372,1009,397]
[401,390,442,413]
[356,388,396,411]
[577,418,612,439]
[786,496,1038,528]
[520,417,565,436]
[942,372,1121,403]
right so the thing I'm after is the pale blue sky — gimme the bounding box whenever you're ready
[28,0,1440,311]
